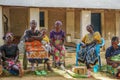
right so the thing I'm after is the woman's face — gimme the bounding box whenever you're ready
[55,24,61,31]
[112,39,119,49]
[112,39,119,45]
[30,22,36,30]
[86,25,93,33]
[6,36,13,43]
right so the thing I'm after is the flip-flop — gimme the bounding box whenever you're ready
[41,70,47,76]
[35,70,42,76]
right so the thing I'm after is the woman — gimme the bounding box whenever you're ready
[79,24,101,69]
[105,36,120,67]
[23,20,42,42]
[50,20,66,69]
[105,36,120,78]
[23,20,52,71]
[1,32,23,77]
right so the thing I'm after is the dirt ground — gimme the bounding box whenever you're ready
[0,76,96,80]
[0,51,118,80]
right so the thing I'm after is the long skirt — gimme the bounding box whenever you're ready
[3,60,21,75]
[78,44,98,65]
[51,45,66,64]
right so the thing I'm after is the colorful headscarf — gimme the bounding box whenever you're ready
[30,20,37,27]
[3,32,14,41]
[55,20,62,27]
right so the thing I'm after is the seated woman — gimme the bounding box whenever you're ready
[78,24,101,69]
[105,36,120,78]
[23,20,52,71]
[50,20,66,70]
[0,33,23,77]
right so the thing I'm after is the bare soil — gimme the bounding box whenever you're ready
[0,51,118,80]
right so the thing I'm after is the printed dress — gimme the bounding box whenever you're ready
[24,29,49,63]
[1,44,21,75]
[78,32,101,65]
[50,30,66,64]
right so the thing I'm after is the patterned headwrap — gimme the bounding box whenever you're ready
[30,20,37,31]
[30,20,37,27]
[4,32,14,41]
[55,20,62,27]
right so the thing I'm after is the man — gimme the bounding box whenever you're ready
[23,20,52,71]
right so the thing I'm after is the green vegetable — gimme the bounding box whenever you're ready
[66,70,88,78]
[110,54,120,61]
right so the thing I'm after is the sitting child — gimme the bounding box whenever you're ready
[40,28,51,54]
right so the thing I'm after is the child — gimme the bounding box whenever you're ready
[40,28,51,54]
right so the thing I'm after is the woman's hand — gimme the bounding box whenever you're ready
[32,36,37,39]
[81,45,86,48]
[7,58,12,61]
[84,40,96,47]
[26,37,34,42]
[32,36,42,41]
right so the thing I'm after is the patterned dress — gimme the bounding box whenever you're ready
[1,44,21,75]
[24,29,49,63]
[50,30,66,64]
[78,32,101,67]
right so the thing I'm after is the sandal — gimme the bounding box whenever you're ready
[41,70,47,76]
[35,70,41,76]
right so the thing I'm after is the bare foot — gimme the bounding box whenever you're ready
[19,68,24,77]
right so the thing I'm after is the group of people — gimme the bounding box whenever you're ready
[0,19,120,78]
[0,20,66,77]
[78,24,120,78]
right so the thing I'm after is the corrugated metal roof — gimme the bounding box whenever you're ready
[0,0,120,9]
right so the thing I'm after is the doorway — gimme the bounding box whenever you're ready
[91,13,101,34]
